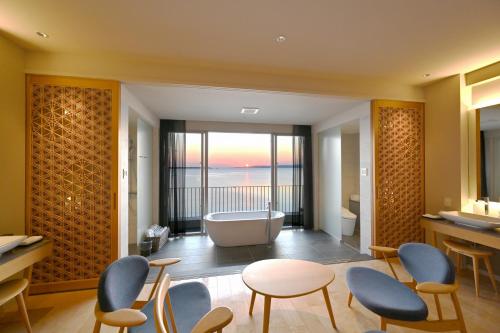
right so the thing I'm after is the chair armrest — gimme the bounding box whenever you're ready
[369,245,398,257]
[149,258,181,267]
[95,308,147,327]
[416,282,459,294]
[191,306,233,333]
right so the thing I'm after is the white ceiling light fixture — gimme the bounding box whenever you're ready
[276,35,286,43]
[36,31,49,38]
[241,107,260,115]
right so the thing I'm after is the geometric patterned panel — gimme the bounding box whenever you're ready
[373,101,425,248]
[27,78,115,285]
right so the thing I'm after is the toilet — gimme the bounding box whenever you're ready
[341,207,357,236]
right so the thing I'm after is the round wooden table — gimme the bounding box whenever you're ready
[242,259,336,333]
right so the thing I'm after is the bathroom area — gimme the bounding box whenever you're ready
[316,103,372,255]
[340,121,361,250]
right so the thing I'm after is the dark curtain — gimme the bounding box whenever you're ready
[159,120,186,235]
[292,125,313,229]
[480,131,488,198]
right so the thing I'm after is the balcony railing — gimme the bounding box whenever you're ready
[171,185,303,219]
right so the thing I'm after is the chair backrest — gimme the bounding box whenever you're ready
[154,273,173,333]
[398,243,455,284]
[97,255,150,312]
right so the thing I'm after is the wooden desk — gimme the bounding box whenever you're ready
[0,240,52,295]
[421,218,500,250]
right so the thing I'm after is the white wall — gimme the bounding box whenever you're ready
[313,101,372,254]
[119,85,160,257]
[137,118,154,243]
[341,133,360,207]
[359,115,373,255]
[318,127,342,240]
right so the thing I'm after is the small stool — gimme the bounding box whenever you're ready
[0,279,32,333]
[443,239,498,296]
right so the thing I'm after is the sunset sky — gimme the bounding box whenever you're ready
[186,133,293,167]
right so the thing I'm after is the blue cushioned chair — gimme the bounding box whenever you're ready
[93,256,233,333]
[347,243,467,333]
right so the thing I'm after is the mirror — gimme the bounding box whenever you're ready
[477,104,500,202]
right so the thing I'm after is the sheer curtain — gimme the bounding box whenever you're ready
[159,120,186,235]
[292,125,313,229]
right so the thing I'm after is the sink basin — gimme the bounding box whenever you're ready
[0,235,27,256]
[439,211,500,230]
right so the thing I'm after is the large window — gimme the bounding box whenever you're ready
[181,131,302,232]
[207,132,271,213]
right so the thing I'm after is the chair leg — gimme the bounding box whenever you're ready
[93,320,101,333]
[148,266,166,301]
[472,256,480,297]
[483,256,498,294]
[380,317,387,330]
[456,252,462,273]
[434,294,443,320]
[347,291,353,307]
[451,291,467,333]
[166,292,178,333]
[15,293,32,333]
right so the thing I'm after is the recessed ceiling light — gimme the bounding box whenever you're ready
[36,31,49,38]
[241,107,260,115]
[276,35,286,43]
[423,73,431,78]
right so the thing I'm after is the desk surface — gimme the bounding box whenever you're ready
[0,239,52,281]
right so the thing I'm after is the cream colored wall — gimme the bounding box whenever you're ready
[24,52,424,101]
[0,35,25,235]
[424,75,467,213]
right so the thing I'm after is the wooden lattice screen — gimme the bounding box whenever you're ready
[372,100,425,248]
[26,75,119,293]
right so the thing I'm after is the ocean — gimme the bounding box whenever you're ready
[181,167,297,216]
[185,167,293,187]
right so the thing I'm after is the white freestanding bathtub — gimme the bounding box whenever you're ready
[204,210,285,247]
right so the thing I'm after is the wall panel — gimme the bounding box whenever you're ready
[26,75,119,293]
[372,100,425,248]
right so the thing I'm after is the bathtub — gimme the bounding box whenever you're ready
[204,210,285,247]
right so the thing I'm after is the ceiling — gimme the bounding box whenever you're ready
[126,84,362,125]
[1,0,499,86]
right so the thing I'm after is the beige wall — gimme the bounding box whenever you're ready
[0,35,25,235]
[25,52,424,101]
[424,75,466,213]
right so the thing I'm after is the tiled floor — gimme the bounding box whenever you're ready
[139,229,371,281]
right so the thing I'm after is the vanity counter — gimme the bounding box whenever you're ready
[421,217,500,250]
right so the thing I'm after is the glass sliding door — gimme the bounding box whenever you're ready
[274,135,303,226]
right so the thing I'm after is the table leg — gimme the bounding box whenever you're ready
[249,291,256,316]
[23,266,33,300]
[262,296,272,333]
[322,287,337,329]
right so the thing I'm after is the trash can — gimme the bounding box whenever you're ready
[139,240,152,257]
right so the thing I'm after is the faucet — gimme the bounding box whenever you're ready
[265,201,272,245]
[483,197,490,215]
